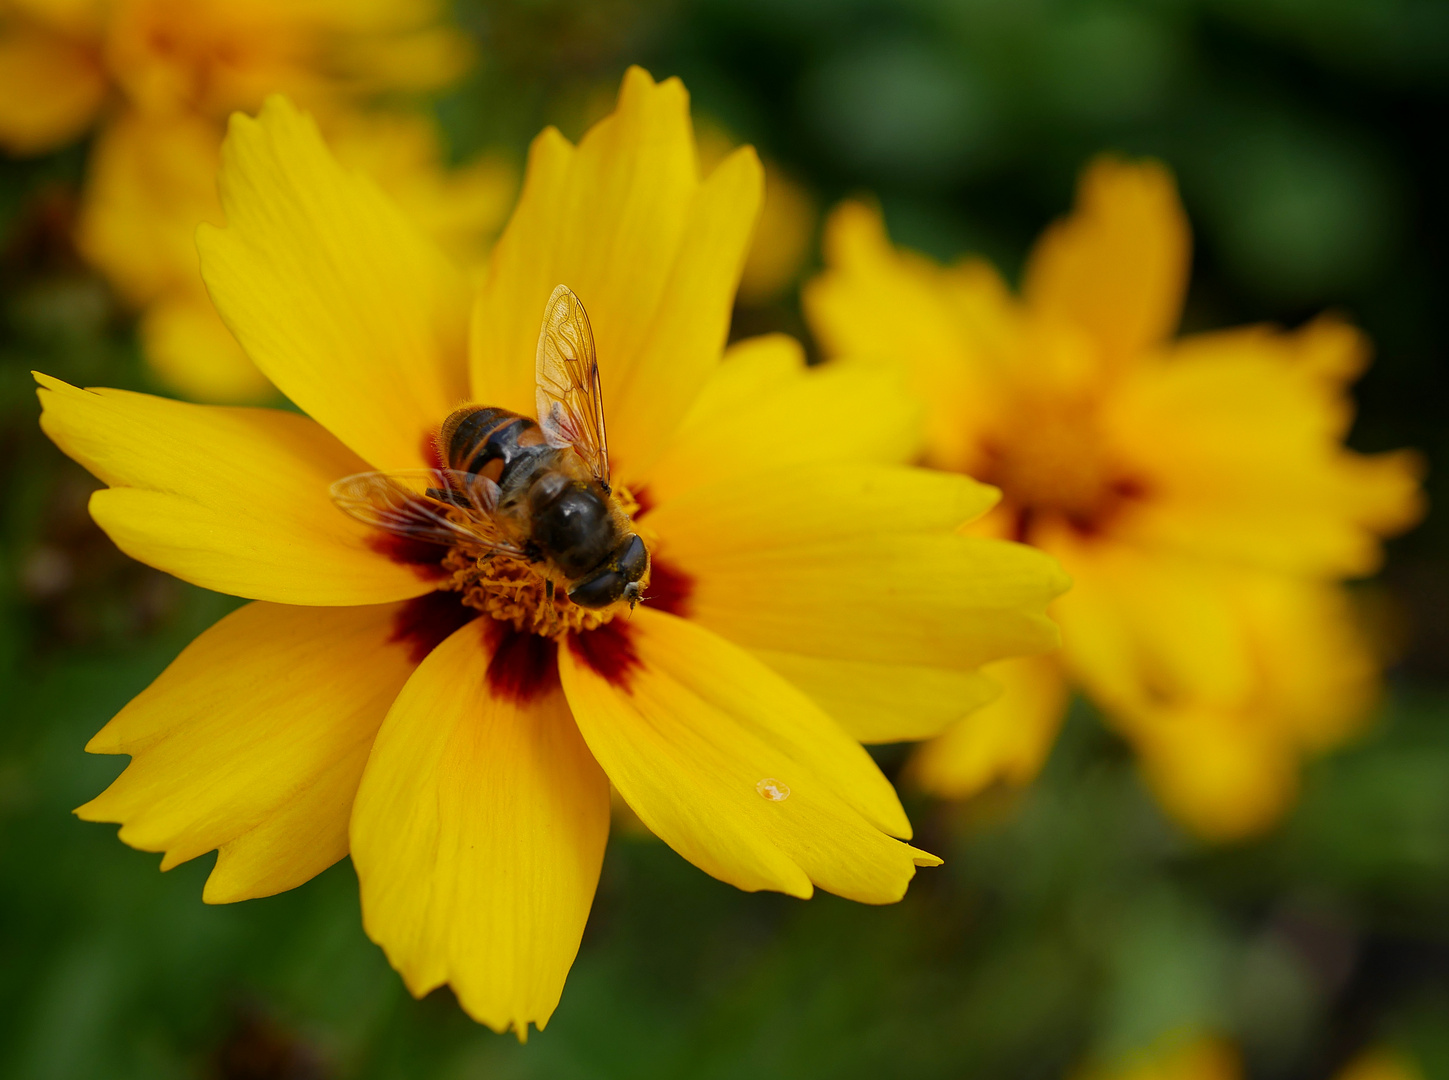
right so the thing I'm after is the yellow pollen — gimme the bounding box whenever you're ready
[612,484,642,519]
[439,483,649,640]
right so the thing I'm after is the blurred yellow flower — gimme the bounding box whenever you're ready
[1081,1034,1243,1080]
[0,0,467,154]
[1,0,493,402]
[1335,1047,1426,1080]
[697,121,817,304]
[76,109,514,401]
[806,156,1423,841]
[36,70,1066,1035]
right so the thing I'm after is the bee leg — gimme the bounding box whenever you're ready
[543,578,559,637]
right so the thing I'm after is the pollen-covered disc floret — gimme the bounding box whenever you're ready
[441,484,650,640]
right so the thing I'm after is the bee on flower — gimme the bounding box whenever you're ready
[1,0,511,402]
[805,157,1423,841]
[36,70,1068,1035]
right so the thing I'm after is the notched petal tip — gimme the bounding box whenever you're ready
[199,875,239,906]
[33,373,97,439]
[911,847,944,869]
[32,369,70,393]
[82,725,126,754]
[72,794,117,822]
[1021,544,1074,603]
[619,63,689,115]
[227,92,307,145]
[819,198,889,268]
[707,141,763,189]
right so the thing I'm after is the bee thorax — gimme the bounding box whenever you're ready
[528,475,616,578]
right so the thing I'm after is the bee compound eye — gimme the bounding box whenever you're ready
[567,570,625,609]
[616,534,648,580]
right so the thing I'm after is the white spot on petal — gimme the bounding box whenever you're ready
[755,778,790,802]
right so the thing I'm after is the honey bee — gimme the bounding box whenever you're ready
[330,284,649,610]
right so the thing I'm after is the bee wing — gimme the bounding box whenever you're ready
[535,284,610,487]
[330,469,526,557]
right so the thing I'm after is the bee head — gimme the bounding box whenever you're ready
[566,534,649,610]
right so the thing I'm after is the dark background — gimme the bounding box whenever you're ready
[2,1,1447,1076]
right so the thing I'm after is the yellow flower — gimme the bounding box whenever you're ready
[0,0,483,402]
[1335,1048,1426,1080]
[36,70,1067,1035]
[0,0,466,155]
[806,156,1423,841]
[76,108,514,402]
[1080,1034,1243,1080]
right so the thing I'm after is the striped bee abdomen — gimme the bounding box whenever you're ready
[439,405,550,489]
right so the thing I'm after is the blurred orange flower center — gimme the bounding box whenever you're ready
[977,396,1146,539]
[108,0,305,115]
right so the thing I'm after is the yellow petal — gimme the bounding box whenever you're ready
[1051,538,1380,838]
[643,455,1043,742]
[1022,155,1190,364]
[470,66,763,475]
[750,650,1000,744]
[909,655,1069,798]
[1129,703,1301,842]
[77,600,430,903]
[198,95,471,471]
[647,463,1064,676]
[351,619,609,1037]
[561,610,937,904]
[1047,533,1255,713]
[804,199,1016,472]
[650,462,999,550]
[0,24,105,155]
[642,333,922,505]
[1107,319,1424,576]
[36,374,433,604]
[80,109,511,406]
[1079,566,1381,753]
[1233,578,1380,753]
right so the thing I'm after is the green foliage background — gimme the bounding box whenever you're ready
[2,1,1447,1077]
